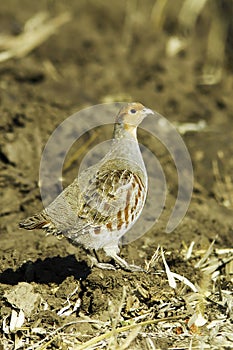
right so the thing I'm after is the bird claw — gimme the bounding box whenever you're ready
[88,252,144,272]
[108,253,145,272]
[124,264,145,272]
[94,262,116,270]
[88,254,116,270]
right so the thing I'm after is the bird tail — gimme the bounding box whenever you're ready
[19,212,50,230]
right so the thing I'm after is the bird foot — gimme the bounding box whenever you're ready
[88,249,144,272]
[88,254,116,270]
[108,252,145,272]
[123,264,145,272]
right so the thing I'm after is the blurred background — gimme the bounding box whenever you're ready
[0,0,232,107]
[1,0,233,209]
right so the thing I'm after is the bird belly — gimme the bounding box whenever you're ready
[65,190,146,251]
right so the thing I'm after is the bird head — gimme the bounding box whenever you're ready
[114,102,154,139]
[115,102,154,127]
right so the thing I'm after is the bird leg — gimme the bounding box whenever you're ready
[87,247,144,272]
[103,246,145,272]
[87,249,116,270]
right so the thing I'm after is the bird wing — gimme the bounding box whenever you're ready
[77,166,145,228]
[20,161,146,236]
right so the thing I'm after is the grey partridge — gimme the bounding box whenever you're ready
[19,102,154,271]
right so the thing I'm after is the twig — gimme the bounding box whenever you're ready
[74,314,188,350]
[0,11,71,63]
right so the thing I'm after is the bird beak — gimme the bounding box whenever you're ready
[142,108,154,116]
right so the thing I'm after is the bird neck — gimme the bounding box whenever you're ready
[111,122,146,174]
[113,123,137,140]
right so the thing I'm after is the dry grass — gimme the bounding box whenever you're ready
[1,241,232,349]
[0,11,71,63]
[213,151,233,210]
[151,0,232,84]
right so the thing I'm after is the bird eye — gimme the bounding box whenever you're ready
[130,109,137,114]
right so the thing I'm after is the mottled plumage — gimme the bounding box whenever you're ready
[19,102,154,271]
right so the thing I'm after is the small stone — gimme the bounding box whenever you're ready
[4,282,41,317]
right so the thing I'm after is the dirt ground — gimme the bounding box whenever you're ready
[0,1,233,349]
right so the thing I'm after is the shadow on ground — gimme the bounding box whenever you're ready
[0,255,90,285]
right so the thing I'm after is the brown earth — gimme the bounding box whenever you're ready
[0,1,232,349]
